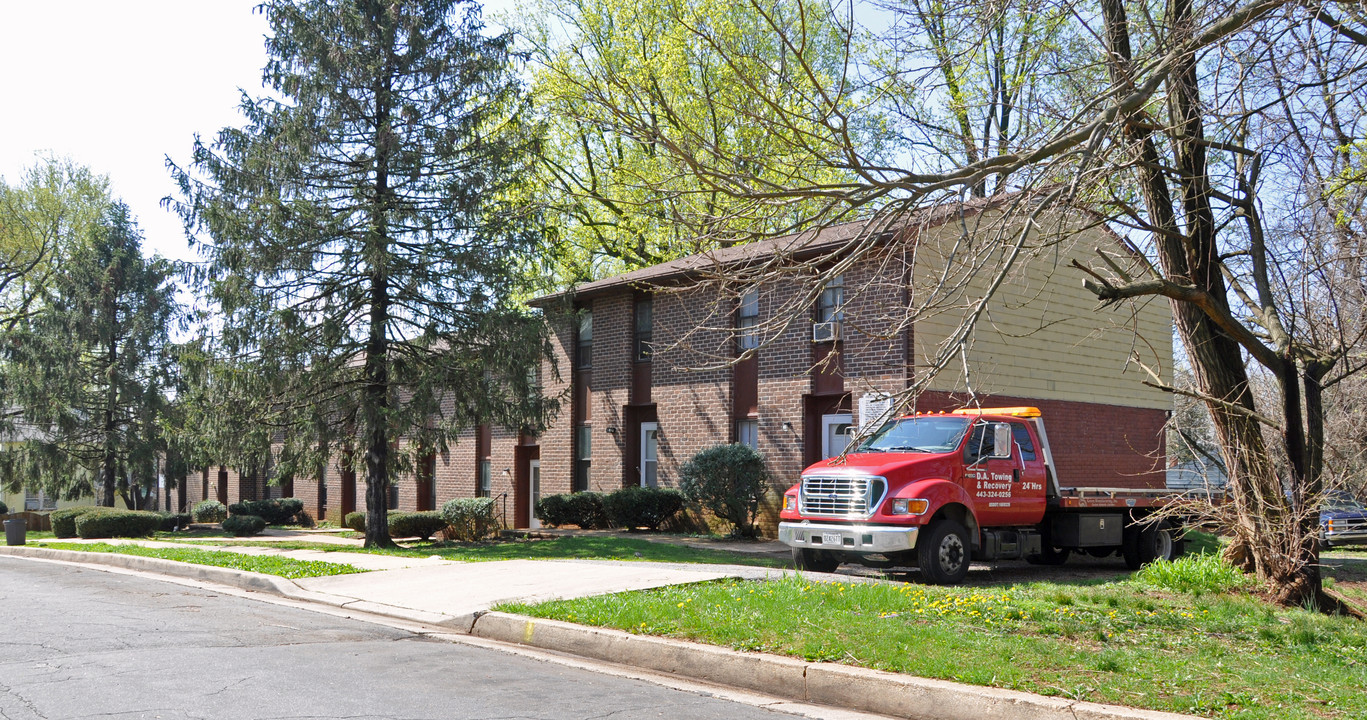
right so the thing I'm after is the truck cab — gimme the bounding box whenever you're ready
[778,407,1184,583]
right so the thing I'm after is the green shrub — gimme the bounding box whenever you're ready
[1134,551,1253,595]
[535,492,610,529]
[228,498,304,525]
[192,500,227,523]
[344,511,366,532]
[602,486,685,530]
[0,500,8,514]
[75,509,163,539]
[222,514,267,537]
[440,497,499,541]
[388,511,448,541]
[535,493,571,526]
[564,492,608,529]
[51,506,101,538]
[678,443,770,537]
[295,510,316,529]
[156,512,194,532]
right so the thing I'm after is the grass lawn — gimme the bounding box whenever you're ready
[34,542,366,579]
[157,535,788,568]
[501,548,1367,720]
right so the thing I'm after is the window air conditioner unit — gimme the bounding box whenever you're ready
[812,320,841,342]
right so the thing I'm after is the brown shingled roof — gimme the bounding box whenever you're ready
[528,192,1035,307]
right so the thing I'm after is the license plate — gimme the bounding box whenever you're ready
[821,532,843,546]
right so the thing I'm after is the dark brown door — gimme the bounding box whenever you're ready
[340,468,356,518]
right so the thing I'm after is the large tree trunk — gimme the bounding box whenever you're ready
[1100,0,1324,608]
[361,1,398,551]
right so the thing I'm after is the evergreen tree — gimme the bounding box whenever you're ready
[0,203,181,507]
[169,0,554,547]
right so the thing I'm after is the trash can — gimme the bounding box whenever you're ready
[4,518,25,546]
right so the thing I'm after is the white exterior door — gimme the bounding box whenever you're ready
[528,460,541,529]
[821,413,854,459]
[640,422,659,487]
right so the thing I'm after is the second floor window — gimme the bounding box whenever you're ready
[817,276,844,324]
[737,289,759,351]
[635,298,652,361]
[577,310,593,368]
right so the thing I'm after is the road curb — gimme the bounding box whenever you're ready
[0,545,304,596]
[469,612,1199,720]
[3,546,1198,720]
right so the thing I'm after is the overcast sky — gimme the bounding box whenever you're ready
[2,1,526,266]
[0,1,273,263]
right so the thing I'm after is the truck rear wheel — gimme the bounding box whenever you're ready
[792,548,841,573]
[1124,522,1179,569]
[918,518,971,585]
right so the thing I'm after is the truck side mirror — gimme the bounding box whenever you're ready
[992,423,1013,459]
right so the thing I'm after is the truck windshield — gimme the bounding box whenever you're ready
[857,417,970,453]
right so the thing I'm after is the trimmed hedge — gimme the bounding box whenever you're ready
[602,486,685,530]
[228,498,304,525]
[51,506,102,538]
[75,509,162,539]
[344,511,366,532]
[156,512,194,532]
[535,492,608,529]
[388,511,448,541]
[222,514,267,537]
[440,497,499,541]
[678,443,770,537]
[192,500,227,523]
[0,500,7,514]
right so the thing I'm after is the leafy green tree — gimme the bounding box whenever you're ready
[0,203,181,507]
[169,0,555,548]
[0,156,111,334]
[517,0,872,289]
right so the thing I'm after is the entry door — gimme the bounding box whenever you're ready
[528,460,542,528]
[821,413,854,459]
[640,422,659,487]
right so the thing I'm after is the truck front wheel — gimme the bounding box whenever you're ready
[918,519,971,585]
[792,548,841,573]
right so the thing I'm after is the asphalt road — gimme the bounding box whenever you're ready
[0,557,810,720]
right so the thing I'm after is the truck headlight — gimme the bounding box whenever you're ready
[891,498,929,515]
[784,495,797,512]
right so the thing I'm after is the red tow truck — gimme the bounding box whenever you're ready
[778,407,1192,584]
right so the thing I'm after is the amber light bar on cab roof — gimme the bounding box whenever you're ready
[948,406,1042,418]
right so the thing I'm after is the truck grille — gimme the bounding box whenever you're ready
[800,474,887,518]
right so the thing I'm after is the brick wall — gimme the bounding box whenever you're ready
[652,286,733,489]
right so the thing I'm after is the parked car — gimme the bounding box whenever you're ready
[1320,490,1367,549]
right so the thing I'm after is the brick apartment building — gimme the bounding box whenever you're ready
[185,198,1172,534]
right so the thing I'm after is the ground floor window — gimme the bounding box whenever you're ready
[573,424,592,492]
[24,490,57,511]
[736,419,759,449]
[477,459,492,497]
